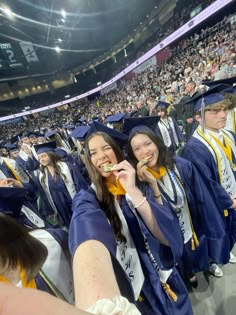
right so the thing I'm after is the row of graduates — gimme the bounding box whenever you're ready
[1,83,236,315]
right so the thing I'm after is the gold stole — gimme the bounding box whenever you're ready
[0,269,37,288]
[106,178,126,195]
[2,159,21,181]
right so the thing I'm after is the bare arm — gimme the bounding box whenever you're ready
[113,161,169,246]
[73,240,121,310]
[0,282,91,315]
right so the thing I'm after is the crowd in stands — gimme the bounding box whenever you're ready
[0,9,236,143]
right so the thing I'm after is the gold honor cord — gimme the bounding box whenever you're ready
[197,127,229,217]
[3,159,21,181]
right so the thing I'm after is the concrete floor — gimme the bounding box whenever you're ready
[190,250,236,315]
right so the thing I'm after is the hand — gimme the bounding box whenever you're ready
[0,179,11,187]
[136,162,156,186]
[186,118,193,123]
[6,178,24,188]
[112,160,136,193]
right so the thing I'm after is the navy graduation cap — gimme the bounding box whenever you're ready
[28,132,39,138]
[34,141,57,155]
[202,76,236,87]
[156,101,170,109]
[71,125,90,141]
[45,130,57,139]
[0,187,26,218]
[123,116,160,135]
[7,144,19,152]
[106,113,126,123]
[87,121,128,147]
[187,84,230,113]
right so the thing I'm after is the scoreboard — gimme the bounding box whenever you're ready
[0,41,39,74]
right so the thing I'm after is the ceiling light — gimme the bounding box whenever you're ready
[58,38,62,42]
[2,6,13,18]
[61,9,66,18]
[60,18,65,23]
[55,46,61,53]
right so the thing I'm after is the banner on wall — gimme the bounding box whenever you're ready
[132,55,156,74]
[19,42,39,63]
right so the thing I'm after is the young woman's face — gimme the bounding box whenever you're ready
[38,152,51,167]
[88,135,118,177]
[157,108,166,118]
[130,134,159,169]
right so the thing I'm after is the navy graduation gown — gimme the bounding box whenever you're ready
[69,188,193,315]
[36,161,88,227]
[155,118,184,152]
[182,137,235,262]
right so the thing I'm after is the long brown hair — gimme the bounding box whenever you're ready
[40,151,67,184]
[0,214,48,283]
[127,127,174,170]
[84,131,126,242]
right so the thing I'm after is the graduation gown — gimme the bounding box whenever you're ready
[155,118,184,153]
[36,161,88,227]
[182,137,235,263]
[69,187,193,315]
[31,229,74,303]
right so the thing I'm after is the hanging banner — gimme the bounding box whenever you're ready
[19,42,39,63]
[132,55,156,74]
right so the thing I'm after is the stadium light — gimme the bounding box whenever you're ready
[61,9,66,18]
[55,46,61,53]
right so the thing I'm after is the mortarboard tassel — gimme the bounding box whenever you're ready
[200,96,206,133]
[162,283,178,302]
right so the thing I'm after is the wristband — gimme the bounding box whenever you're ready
[134,197,147,208]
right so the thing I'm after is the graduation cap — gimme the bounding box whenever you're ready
[156,101,170,109]
[45,130,57,139]
[106,113,126,123]
[187,84,230,113]
[87,121,128,147]
[70,125,90,141]
[34,141,57,154]
[0,187,26,218]
[7,144,19,152]
[28,132,39,138]
[123,116,160,135]
[79,116,87,123]
[202,76,236,87]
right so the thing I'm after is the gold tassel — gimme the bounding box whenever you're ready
[138,295,144,302]
[193,232,200,248]
[224,210,229,217]
[191,238,196,251]
[162,283,178,302]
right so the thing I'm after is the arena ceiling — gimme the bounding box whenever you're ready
[0,0,160,81]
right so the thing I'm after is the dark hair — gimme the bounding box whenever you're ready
[127,127,174,170]
[84,131,126,242]
[0,213,48,283]
[40,151,67,184]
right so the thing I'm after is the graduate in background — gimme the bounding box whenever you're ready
[34,141,88,227]
[69,122,193,315]
[182,85,236,276]
[0,213,74,303]
[155,101,184,153]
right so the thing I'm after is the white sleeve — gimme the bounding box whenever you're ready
[86,296,141,315]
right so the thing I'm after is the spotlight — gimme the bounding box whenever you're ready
[58,38,62,42]
[2,6,13,18]
[61,9,66,18]
[55,46,61,53]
